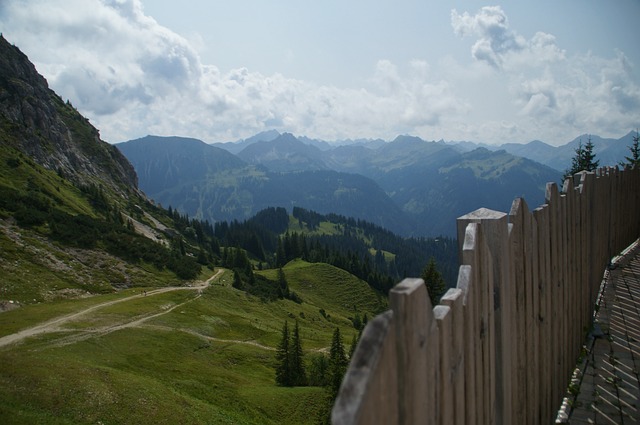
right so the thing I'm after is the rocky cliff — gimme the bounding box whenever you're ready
[0,35,138,192]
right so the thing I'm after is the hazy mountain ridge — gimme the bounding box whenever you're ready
[117,135,246,196]
[118,136,415,235]
[237,133,328,172]
[213,128,636,173]
[493,133,636,171]
[118,131,563,236]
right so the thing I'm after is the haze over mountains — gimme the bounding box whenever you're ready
[220,129,636,172]
[117,130,591,236]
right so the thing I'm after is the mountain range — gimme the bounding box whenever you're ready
[118,132,565,236]
[466,132,637,172]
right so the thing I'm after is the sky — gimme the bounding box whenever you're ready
[1,0,639,146]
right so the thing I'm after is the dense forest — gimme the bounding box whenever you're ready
[204,206,458,297]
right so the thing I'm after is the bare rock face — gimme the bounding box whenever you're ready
[0,34,138,193]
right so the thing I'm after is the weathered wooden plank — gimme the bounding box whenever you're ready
[459,223,483,425]
[458,212,504,425]
[459,221,494,425]
[434,305,453,425]
[441,288,465,425]
[566,175,578,378]
[455,264,478,425]
[559,181,569,400]
[480,226,497,425]
[534,204,552,422]
[390,278,439,425]
[332,311,398,425]
[529,204,540,425]
[508,199,526,425]
[545,182,562,412]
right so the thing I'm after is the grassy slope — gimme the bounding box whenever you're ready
[0,262,384,424]
[0,141,191,306]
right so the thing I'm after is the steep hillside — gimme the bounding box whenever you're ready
[0,35,137,193]
[118,135,245,196]
[0,37,213,307]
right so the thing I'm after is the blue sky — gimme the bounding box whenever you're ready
[1,0,639,145]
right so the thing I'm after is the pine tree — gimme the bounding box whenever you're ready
[277,268,290,299]
[328,327,348,398]
[307,354,329,386]
[348,333,359,359]
[232,270,243,290]
[562,136,600,182]
[620,130,640,168]
[276,238,286,267]
[582,137,599,171]
[421,257,446,306]
[275,321,291,386]
[290,320,306,386]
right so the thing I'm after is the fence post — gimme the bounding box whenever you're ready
[533,203,552,422]
[458,222,492,424]
[508,197,539,425]
[434,305,453,424]
[332,311,398,425]
[454,264,479,425]
[441,288,465,425]
[508,199,526,425]
[390,278,439,425]
[458,209,510,425]
[545,182,563,410]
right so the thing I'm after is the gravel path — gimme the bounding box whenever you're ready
[0,269,223,348]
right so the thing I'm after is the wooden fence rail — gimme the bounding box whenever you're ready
[332,166,640,425]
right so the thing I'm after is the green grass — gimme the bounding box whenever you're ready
[0,263,381,423]
[439,151,523,180]
[0,145,95,218]
[0,328,317,424]
[0,224,180,306]
[287,216,343,236]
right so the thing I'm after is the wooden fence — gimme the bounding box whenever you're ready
[332,166,640,425]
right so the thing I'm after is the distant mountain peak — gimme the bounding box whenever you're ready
[391,135,426,144]
[245,129,281,143]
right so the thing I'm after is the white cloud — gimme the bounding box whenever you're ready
[0,0,638,146]
[451,5,640,143]
[0,0,470,142]
[451,6,526,69]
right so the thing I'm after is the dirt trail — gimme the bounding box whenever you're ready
[0,269,224,348]
[143,324,277,351]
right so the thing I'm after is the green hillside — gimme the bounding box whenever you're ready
[0,261,381,424]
